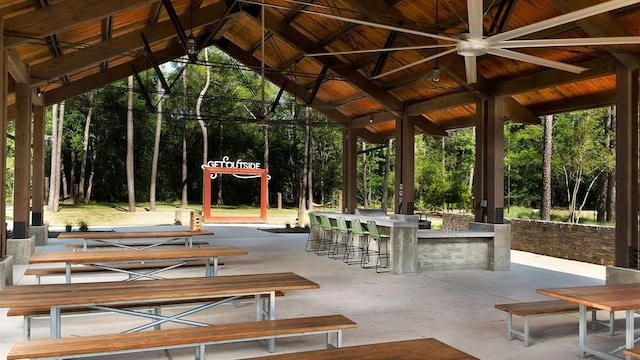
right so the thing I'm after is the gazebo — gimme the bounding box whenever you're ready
[1,0,640,273]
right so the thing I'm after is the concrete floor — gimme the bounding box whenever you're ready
[0,224,629,359]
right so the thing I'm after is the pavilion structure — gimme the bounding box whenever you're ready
[0,0,640,269]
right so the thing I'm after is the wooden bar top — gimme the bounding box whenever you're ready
[537,283,640,312]
[0,272,319,308]
[28,246,247,264]
[56,230,214,240]
[244,338,478,360]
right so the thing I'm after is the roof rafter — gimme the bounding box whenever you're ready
[4,0,159,49]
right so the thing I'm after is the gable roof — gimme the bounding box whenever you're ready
[5,0,639,142]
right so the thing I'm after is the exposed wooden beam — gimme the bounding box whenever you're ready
[530,91,616,116]
[551,0,640,69]
[502,96,540,125]
[30,2,227,85]
[259,10,405,116]
[215,38,386,144]
[43,43,186,104]
[330,92,367,107]
[409,92,479,116]
[4,0,160,49]
[496,57,617,96]
[352,112,396,128]
[7,48,28,84]
[411,115,447,136]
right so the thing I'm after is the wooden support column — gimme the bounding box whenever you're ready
[474,95,505,224]
[614,62,639,268]
[0,20,8,257]
[394,113,415,214]
[13,68,31,239]
[342,126,357,213]
[32,103,45,226]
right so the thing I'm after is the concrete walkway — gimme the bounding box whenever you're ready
[0,224,626,359]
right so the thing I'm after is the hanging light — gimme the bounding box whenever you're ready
[186,34,196,55]
[432,61,441,82]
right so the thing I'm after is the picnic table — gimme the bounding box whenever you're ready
[0,272,319,339]
[56,230,214,251]
[538,282,640,360]
[28,246,247,282]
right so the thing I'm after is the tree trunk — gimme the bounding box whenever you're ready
[298,107,311,223]
[181,65,188,208]
[47,103,59,211]
[85,138,96,202]
[381,138,392,211]
[197,48,210,165]
[217,124,224,205]
[126,75,136,212]
[79,92,94,203]
[58,101,67,201]
[150,79,163,212]
[541,114,553,221]
[70,149,77,202]
[607,106,616,222]
[306,110,313,211]
[362,140,369,208]
[598,106,614,222]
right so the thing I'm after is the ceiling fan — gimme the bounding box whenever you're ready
[296,0,640,84]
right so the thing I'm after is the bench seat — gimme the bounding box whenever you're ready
[65,239,210,250]
[495,299,613,347]
[7,314,357,360]
[24,259,223,284]
[9,291,284,340]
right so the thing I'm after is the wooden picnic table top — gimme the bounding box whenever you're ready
[28,246,247,264]
[245,338,478,360]
[56,230,214,240]
[537,282,640,312]
[0,272,318,309]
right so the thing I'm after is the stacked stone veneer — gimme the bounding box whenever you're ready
[443,213,615,266]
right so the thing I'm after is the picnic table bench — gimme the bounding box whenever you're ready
[56,230,214,251]
[9,291,285,340]
[64,239,210,250]
[244,337,478,360]
[624,347,640,359]
[7,314,357,360]
[28,246,247,282]
[495,299,613,347]
[24,259,223,284]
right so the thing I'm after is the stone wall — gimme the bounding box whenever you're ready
[442,213,615,266]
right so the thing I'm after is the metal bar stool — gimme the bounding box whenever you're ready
[329,217,350,260]
[344,219,368,265]
[364,220,391,273]
[305,213,321,252]
[316,215,337,255]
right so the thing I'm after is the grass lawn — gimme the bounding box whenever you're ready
[43,203,305,228]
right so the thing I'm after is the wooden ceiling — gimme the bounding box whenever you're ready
[3,0,640,143]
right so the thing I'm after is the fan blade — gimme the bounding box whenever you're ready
[242,0,458,43]
[487,48,588,73]
[493,36,640,48]
[306,44,455,57]
[369,48,457,80]
[467,0,484,40]
[488,0,640,43]
[464,56,477,84]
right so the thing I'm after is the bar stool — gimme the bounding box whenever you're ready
[364,220,391,273]
[344,219,368,265]
[316,215,337,255]
[329,217,349,260]
[305,213,321,252]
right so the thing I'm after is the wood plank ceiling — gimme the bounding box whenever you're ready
[3,0,640,143]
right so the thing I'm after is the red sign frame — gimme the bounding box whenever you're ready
[202,166,268,223]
